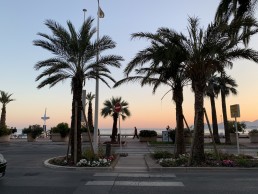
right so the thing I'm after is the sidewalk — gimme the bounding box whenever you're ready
[112,138,150,172]
[111,137,258,172]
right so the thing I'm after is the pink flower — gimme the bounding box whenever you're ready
[222,159,234,167]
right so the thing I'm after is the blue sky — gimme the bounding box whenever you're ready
[1,0,258,130]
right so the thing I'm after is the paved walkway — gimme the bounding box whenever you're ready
[109,137,258,172]
[112,138,149,172]
[8,136,258,171]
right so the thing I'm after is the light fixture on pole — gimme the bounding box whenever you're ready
[94,0,104,153]
[83,9,87,22]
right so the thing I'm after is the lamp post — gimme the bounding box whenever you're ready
[94,0,104,153]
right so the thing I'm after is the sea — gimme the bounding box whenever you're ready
[98,128,253,136]
[15,127,254,136]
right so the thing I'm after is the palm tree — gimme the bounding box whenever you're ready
[215,73,238,144]
[0,91,15,128]
[86,92,95,131]
[33,18,123,163]
[215,0,258,46]
[205,75,220,144]
[114,28,189,156]
[101,97,130,142]
[216,0,257,21]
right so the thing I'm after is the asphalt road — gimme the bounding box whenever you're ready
[1,140,258,194]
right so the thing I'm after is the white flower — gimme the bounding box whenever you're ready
[80,159,87,164]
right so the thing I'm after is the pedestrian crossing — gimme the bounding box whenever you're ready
[85,173,184,187]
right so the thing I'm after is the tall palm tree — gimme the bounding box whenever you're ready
[215,73,238,144]
[33,18,123,163]
[101,97,130,142]
[205,75,220,144]
[86,92,95,131]
[0,91,15,128]
[114,28,190,156]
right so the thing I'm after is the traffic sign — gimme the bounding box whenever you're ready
[114,102,121,113]
[230,104,240,118]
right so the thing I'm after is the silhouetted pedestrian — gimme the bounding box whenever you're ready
[133,127,139,139]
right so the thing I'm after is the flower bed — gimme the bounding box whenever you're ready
[152,151,258,167]
[48,154,117,168]
[0,154,7,177]
[76,155,115,167]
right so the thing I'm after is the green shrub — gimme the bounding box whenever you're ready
[152,151,174,159]
[249,129,258,135]
[139,130,157,137]
[22,124,43,139]
[11,127,17,133]
[51,122,70,137]
[175,154,190,166]
[228,121,246,133]
[82,148,98,161]
[0,125,12,136]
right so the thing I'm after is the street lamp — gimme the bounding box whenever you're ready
[94,0,104,153]
[83,9,87,22]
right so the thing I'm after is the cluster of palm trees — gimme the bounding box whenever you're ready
[115,0,258,164]
[33,0,258,164]
[205,73,238,144]
[85,93,131,143]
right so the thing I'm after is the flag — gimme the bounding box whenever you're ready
[98,6,105,18]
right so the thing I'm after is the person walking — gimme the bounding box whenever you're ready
[133,127,139,139]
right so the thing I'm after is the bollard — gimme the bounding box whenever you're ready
[117,133,120,143]
[105,143,111,157]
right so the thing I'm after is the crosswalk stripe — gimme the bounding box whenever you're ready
[85,181,184,187]
[86,181,114,186]
[94,173,176,178]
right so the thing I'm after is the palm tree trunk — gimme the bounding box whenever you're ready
[0,105,6,127]
[191,83,205,165]
[70,77,83,163]
[174,86,185,156]
[210,96,220,144]
[88,102,94,130]
[111,113,118,142]
[221,92,230,144]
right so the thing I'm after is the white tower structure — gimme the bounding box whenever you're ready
[41,108,50,133]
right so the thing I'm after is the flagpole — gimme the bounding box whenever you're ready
[94,0,102,153]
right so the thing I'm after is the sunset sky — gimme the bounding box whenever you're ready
[1,0,258,131]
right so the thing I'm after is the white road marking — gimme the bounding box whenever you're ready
[94,173,176,178]
[85,181,114,186]
[85,181,184,187]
